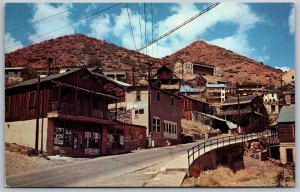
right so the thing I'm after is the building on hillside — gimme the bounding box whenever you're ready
[179,94,210,121]
[180,85,200,96]
[5,67,32,86]
[102,69,128,82]
[281,82,295,106]
[173,62,194,74]
[5,68,146,157]
[277,106,295,164]
[219,95,268,134]
[263,90,281,123]
[205,83,226,106]
[151,65,181,93]
[282,69,295,86]
[193,62,215,76]
[236,82,266,96]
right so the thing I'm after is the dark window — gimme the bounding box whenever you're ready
[184,100,188,109]
[28,91,36,108]
[292,76,294,80]
[139,109,144,114]
[135,110,138,115]
[54,127,64,146]
[171,97,174,106]
[136,91,141,101]
[271,105,275,113]
[156,91,160,101]
[286,149,293,163]
[64,129,72,147]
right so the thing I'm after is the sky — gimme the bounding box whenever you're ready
[5,2,295,71]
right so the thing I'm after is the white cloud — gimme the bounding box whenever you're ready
[275,66,290,72]
[29,3,76,44]
[108,3,263,58]
[88,14,111,40]
[5,33,23,53]
[288,5,295,34]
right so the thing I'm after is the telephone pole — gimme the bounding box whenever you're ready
[147,62,152,147]
[35,76,41,152]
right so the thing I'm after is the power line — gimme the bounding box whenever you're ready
[144,3,147,55]
[6,3,122,51]
[7,4,87,33]
[137,2,220,52]
[136,3,144,53]
[125,3,137,51]
[151,3,154,57]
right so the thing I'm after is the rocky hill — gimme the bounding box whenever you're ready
[161,41,283,87]
[5,34,159,71]
[5,34,283,87]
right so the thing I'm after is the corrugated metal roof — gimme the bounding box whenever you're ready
[206,83,226,88]
[278,106,295,123]
[180,85,199,93]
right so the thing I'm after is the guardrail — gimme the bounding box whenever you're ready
[187,130,277,176]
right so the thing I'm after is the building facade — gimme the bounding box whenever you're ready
[205,83,226,106]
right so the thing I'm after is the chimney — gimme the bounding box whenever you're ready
[47,58,54,76]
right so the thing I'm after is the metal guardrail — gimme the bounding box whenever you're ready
[187,130,277,176]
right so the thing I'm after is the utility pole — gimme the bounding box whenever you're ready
[132,66,135,86]
[40,89,45,153]
[35,76,41,152]
[237,85,240,134]
[147,62,152,147]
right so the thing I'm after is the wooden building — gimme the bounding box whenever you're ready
[151,65,181,94]
[219,95,268,134]
[277,106,295,164]
[179,94,210,121]
[5,67,32,86]
[5,68,147,157]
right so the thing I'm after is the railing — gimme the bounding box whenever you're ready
[49,102,108,119]
[187,130,277,177]
[219,108,252,116]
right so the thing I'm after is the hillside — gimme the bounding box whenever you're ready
[161,41,283,87]
[5,34,283,87]
[5,34,160,71]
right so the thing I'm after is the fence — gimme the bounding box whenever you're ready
[187,130,277,176]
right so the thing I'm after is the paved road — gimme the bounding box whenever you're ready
[6,141,201,187]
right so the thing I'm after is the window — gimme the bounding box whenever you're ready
[222,93,225,96]
[84,131,100,148]
[292,76,294,80]
[5,96,8,112]
[136,91,141,101]
[152,117,161,132]
[64,129,72,147]
[139,109,144,114]
[28,91,36,108]
[184,100,188,109]
[163,121,177,135]
[54,127,64,145]
[156,91,160,101]
[272,93,274,97]
[171,97,174,106]
[271,105,276,113]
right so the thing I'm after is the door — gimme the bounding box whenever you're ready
[72,130,83,156]
[286,149,293,163]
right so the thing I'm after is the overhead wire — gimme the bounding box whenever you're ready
[6,3,122,51]
[137,2,220,52]
[6,3,87,33]
[136,3,144,54]
[125,3,138,51]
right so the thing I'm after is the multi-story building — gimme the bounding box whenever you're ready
[263,90,281,123]
[205,83,226,105]
[173,62,194,74]
[219,95,268,134]
[277,106,295,164]
[282,69,295,86]
[5,68,147,157]
[5,67,31,86]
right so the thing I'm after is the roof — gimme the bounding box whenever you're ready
[196,112,236,129]
[5,67,26,70]
[180,94,208,104]
[277,106,295,123]
[110,79,132,87]
[221,95,257,106]
[206,83,226,88]
[6,68,81,89]
[180,85,200,93]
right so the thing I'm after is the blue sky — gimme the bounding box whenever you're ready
[5,2,295,71]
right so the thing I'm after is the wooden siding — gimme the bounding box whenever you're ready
[278,124,295,143]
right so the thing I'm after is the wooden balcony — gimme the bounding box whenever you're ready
[49,102,107,119]
[219,108,252,116]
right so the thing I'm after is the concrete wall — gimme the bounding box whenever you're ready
[279,143,296,164]
[190,143,245,178]
[5,118,48,151]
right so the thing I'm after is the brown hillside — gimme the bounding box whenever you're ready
[161,41,283,87]
[5,34,159,71]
